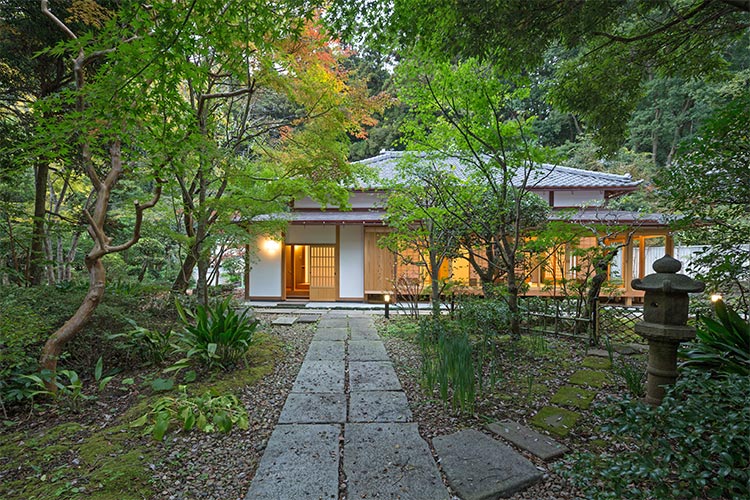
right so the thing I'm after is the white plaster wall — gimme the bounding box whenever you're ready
[248,236,282,297]
[554,190,604,207]
[285,225,336,244]
[293,192,385,210]
[339,225,364,298]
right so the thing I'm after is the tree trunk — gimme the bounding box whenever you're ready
[40,256,105,386]
[172,251,197,292]
[28,162,49,285]
[507,270,521,339]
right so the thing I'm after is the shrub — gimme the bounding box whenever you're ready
[174,298,259,371]
[558,368,750,499]
[453,295,510,335]
[680,297,749,376]
[131,386,249,441]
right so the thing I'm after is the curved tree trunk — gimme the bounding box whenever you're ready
[172,252,196,292]
[39,257,106,386]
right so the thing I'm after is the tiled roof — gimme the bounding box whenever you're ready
[354,150,641,190]
[550,208,671,226]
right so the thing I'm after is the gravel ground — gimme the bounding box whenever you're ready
[379,319,607,500]
[153,316,315,500]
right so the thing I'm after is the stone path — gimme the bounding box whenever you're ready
[245,314,449,500]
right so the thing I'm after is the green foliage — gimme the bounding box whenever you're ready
[418,318,476,413]
[173,298,259,371]
[613,358,646,398]
[680,298,750,376]
[453,296,510,335]
[131,386,249,441]
[108,319,174,366]
[558,369,750,499]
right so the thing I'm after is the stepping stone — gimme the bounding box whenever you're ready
[486,420,569,461]
[245,424,340,500]
[297,315,320,323]
[530,406,581,437]
[569,369,607,388]
[582,356,612,370]
[292,360,345,393]
[432,429,542,500]
[344,422,449,500]
[587,348,611,358]
[348,340,390,361]
[312,328,348,341]
[304,341,346,362]
[349,326,380,341]
[551,385,596,410]
[271,315,297,326]
[613,343,648,355]
[349,391,412,423]
[278,393,346,424]
[349,361,402,391]
[318,317,348,328]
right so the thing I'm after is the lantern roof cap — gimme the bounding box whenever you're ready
[631,255,705,293]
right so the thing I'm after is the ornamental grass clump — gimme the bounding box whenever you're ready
[174,298,259,371]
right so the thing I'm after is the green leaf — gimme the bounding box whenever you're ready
[95,356,103,381]
[150,378,175,392]
[183,370,197,383]
[130,414,148,428]
[152,417,169,441]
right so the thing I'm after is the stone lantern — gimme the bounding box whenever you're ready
[631,255,705,406]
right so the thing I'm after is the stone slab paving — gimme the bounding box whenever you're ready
[278,393,347,424]
[486,420,569,461]
[550,385,597,410]
[297,314,321,323]
[303,340,346,361]
[349,360,402,391]
[244,423,340,500]
[291,360,345,393]
[271,315,297,326]
[348,339,390,361]
[432,429,543,500]
[569,369,607,388]
[349,391,412,423]
[312,328,348,341]
[317,317,348,328]
[530,406,582,437]
[344,422,450,500]
[349,325,380,340]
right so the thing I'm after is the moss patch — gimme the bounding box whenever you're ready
[531,406,582,437]
[569,369,608,388]
[551,385,597,410]
[581,356,612,370]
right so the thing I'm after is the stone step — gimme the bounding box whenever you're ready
[344,422,449,500]
[244,423,340,500]
[486,420,569,461]
[432,429,543,500]
[271,315,297,326]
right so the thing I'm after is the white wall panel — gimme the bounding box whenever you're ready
[339,225,364,298]
[285,225,336,244]
[554,190,604,207]
[248,236,282,297]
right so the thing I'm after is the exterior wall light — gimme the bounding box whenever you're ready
[263,238,281,254]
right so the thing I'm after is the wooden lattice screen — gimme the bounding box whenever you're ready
[309,245,336,301]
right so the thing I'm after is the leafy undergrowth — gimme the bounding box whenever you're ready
[0,333,283,500]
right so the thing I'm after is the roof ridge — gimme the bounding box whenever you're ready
[541,162,633,181]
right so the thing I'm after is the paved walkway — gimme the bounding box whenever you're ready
[245,314,449,500]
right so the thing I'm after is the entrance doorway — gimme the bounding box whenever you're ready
[284,244,337,301]
[285,244,310,298]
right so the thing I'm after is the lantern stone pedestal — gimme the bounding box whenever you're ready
[631,255,704,406]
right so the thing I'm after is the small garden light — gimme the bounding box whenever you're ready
[384,293,391,319]
[710,293,723,303]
